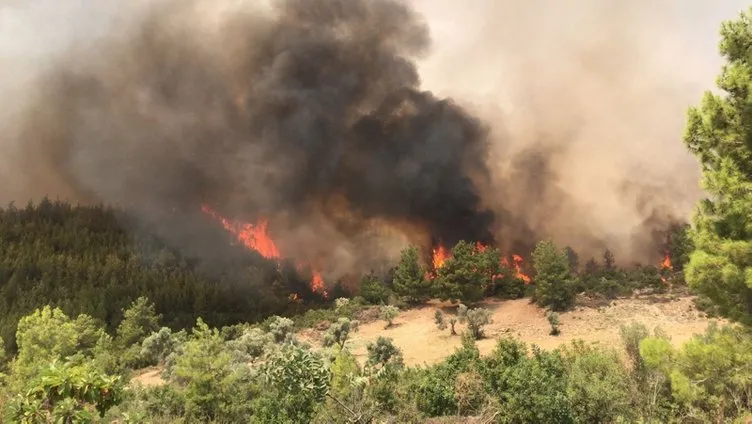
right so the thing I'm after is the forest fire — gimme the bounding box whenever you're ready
[200,205,280,259]
[429,243,532,283]
[201,205,326,295]
[661,253,673,270]
[506,254,532,283]
[432,246,450,269]
[659,253,673,285]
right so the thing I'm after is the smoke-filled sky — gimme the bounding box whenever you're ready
[0,0,748,277]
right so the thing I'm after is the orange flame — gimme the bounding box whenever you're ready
[311,270,325,293]
[660,253,672,270]
[432,245,450,270]
[427,242,532,284]
[201,205,326,296]
[201,205,280,259]
[511,254,532,283]
[660,253,672,285]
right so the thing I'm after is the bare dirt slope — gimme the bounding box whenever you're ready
[132,293,717,387]
[131,367,167,387]
[329,294,716,367]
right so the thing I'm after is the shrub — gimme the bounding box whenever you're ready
[292,298,365,330]
[436,242,501,303]
[619,322,649,379]
[392,246,431,304]
[454,371,486,416]
[496,347,574,423]
[227,328,274,363]
[116,297,162,368]
[256,344,331,423]
[170,319,254,422]
[140,327,179,366]
[360,275,392,305]
[366,337,403,370]
[561,341,634,423]
[267,316,295,343]
[532,241,575,311]
[434,310,447,331]
[457,304,468,321]
[5,360,123,422]
[465,308,492,339]
[334,297,350,311]
[379,305,399,329]
[547,312,561,336]
[323,318,359,350]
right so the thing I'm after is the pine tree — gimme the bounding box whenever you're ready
[532,241,574,311]
[392,246,431,304]
[683,9,752,324]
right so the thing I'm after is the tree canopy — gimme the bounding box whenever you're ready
[684,8,752,325]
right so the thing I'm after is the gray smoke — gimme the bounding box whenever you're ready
[0,0,747,278]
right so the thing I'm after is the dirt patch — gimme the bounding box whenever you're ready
[309,294,719,367]
[131,367,166,387]
[354,306,382,324]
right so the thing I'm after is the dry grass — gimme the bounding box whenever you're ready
[131,367,166,387]
[132,293,719,387]
[311,294,718,367]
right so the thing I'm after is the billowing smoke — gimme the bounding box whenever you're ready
[0,0,748,279]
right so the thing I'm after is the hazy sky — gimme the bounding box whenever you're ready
[0,0,747,111]
[413,0,749,100]
[1,1,748,88]
[0,0,750,261]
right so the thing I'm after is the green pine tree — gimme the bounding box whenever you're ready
[683,8,752,325]
[392,246,431,304]
[532,241,574,311]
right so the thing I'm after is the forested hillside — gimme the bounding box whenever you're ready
[3,1,752,423]
[0,198,325,351]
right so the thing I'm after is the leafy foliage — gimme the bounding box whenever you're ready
[0,200,322,354]
[547,311,561,336]
[464,307,492,339]
[532,241,575,311]
[267,316,295,343]
[392,246,431,304]
[140,327,182,366]
[12,306,107,382]
[1,297,751,423]
[359,274,392,305]
[379,305,399,328]
[116,297,162,368]
[5,360,123,423]
[436,241,501,303]
[683,8,752,325]
[434,310,447,331]
[560,341,633,423]
[257,343,331,423]
[366,337,404,370]
[323,318,359,350]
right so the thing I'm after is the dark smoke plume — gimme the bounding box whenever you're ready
[11,0,506,277]
[4,0,743,279]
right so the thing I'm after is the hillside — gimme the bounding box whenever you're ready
[299,293,716,366]
[0,199,326,351]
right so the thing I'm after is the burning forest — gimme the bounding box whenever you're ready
[1,0,698,293]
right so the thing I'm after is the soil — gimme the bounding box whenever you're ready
[329,294,719,367]
[131,367,166,387]
[130,293,720,387]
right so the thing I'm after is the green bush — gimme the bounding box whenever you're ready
[532,241,575,311]
[360,274,392,305]
[323,318,359,350]
[547,312,561,336]
[561,341,634,423]
[392,246,431,304]
[464,308,492,339]
[379,305,400,329]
